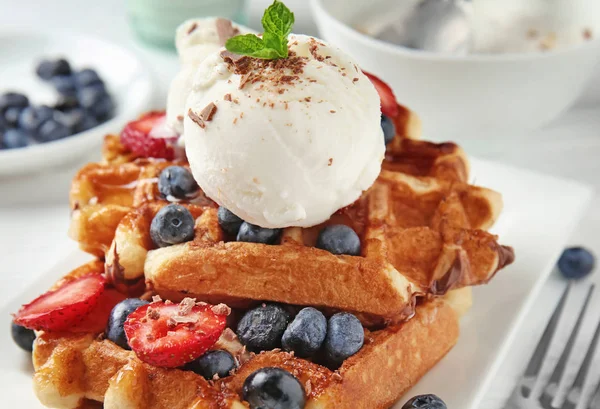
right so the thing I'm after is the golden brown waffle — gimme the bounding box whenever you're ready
[31,260,458,409]
[69,146,216,257]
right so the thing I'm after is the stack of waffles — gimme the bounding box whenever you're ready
[28,106,514,409]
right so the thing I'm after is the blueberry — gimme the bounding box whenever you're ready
[36,58,71,80]
[79,114,100,132]
[89,94,115,121]
[4,106,24,127]
[558,247,595,280]
[3,129,30,149]
[18,106,54,133]
[106,298,149,349]
[237,222,282,245]
[0,92,29,113]
[237,304,291,352]
[77,83,107,109]
[54,95,80,112]
[74,68,103,88]
[11,322,36,352]
[158,166,199,199]
[36,118,71,142]
[242,367,306,409]
[150,204,196,248]
[56,108,85,132]
[316,225,361,256]
[324,312,364,366]
[381,114,396,145]
[185,350,237,380]
[218,207,244,236]
[282,307,327,358]
[402,394,447,409]
[51,75,77,96]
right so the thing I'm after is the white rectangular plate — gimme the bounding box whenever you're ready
[0,158,593,409]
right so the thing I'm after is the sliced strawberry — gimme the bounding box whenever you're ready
[70,288,128,333]
[120,111,176,160]
[124,301,227,368]
[363,71,399,118]
[14,275,106,332]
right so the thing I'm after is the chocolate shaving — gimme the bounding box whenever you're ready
[328,158,333,166]
[176,115,183,121]
[179,297,196,315]
[168,315,197,325]
[216,18,239,45]
[152,295,162,303]
[353,77,359,83]
[188,108,205,129]
[211,303,231,316]
[146,307,160,320]
[332,373,343,381]
[200,102,218,123]
[305,380,312,396]
[187,22,198,35]
[224,93,232,102]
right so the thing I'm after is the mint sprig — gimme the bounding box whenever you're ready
[225,0,295,59]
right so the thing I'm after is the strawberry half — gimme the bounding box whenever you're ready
[363,71,399,118]
[70,288,127,334]
[120,111,176,160]
[124,301,227,368]
[14,274,106,332]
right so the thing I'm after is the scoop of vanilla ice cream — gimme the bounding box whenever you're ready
[183,34,384,228]
[166,18,254,134]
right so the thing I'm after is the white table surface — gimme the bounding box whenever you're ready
[1,1,599,408]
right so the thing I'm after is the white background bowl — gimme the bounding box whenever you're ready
[311,0,600,140]
[0,30,153,175]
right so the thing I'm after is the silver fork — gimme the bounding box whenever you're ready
[503,284,600,409]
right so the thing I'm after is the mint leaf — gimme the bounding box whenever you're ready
[262,31,288,58]
[224,0,294,60]
[262,0,295,38]
[225,34,266,55]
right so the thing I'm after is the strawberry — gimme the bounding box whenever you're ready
[124,301,227,368]
[363,71,399,118]
[120,111,176,159]
[14,274,106,332]
[70,288,128,333]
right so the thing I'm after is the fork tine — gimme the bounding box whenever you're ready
[539,285,595,409]
[519,284,571,399]
[589,380,600,409]
[561,314,600,409]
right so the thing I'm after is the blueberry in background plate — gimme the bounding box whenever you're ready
[88,94,115,121]
[18,106,54,134]
[381,114,396,145]
[4,106,24,128]
[558,247,595,280]
[36,58,71,80]
[3,129,30,149]
[218,207,244,236]
[237,222,282,245]
[237,304,291,352]
[56,108,85,133]
[77,83,107,109]
[402,394,447,409]
[0,92,29,113]
[242,367,306,409]
[11,321,36,352]
[324,312,364,366]
[73,68,103,88]
[150,204,196,248]
[158,166,199,199]
[282,307,327,358]
[106,298,149,349]
[185,350,236,380]
[36,118,71,142]
[53,95,80,112]
[78,114,100,132]
[51,75,77,96]
[316,224,361,256]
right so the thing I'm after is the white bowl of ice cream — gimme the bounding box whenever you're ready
[310,0,600,140]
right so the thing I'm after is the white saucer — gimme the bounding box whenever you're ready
[0,29,153,175]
